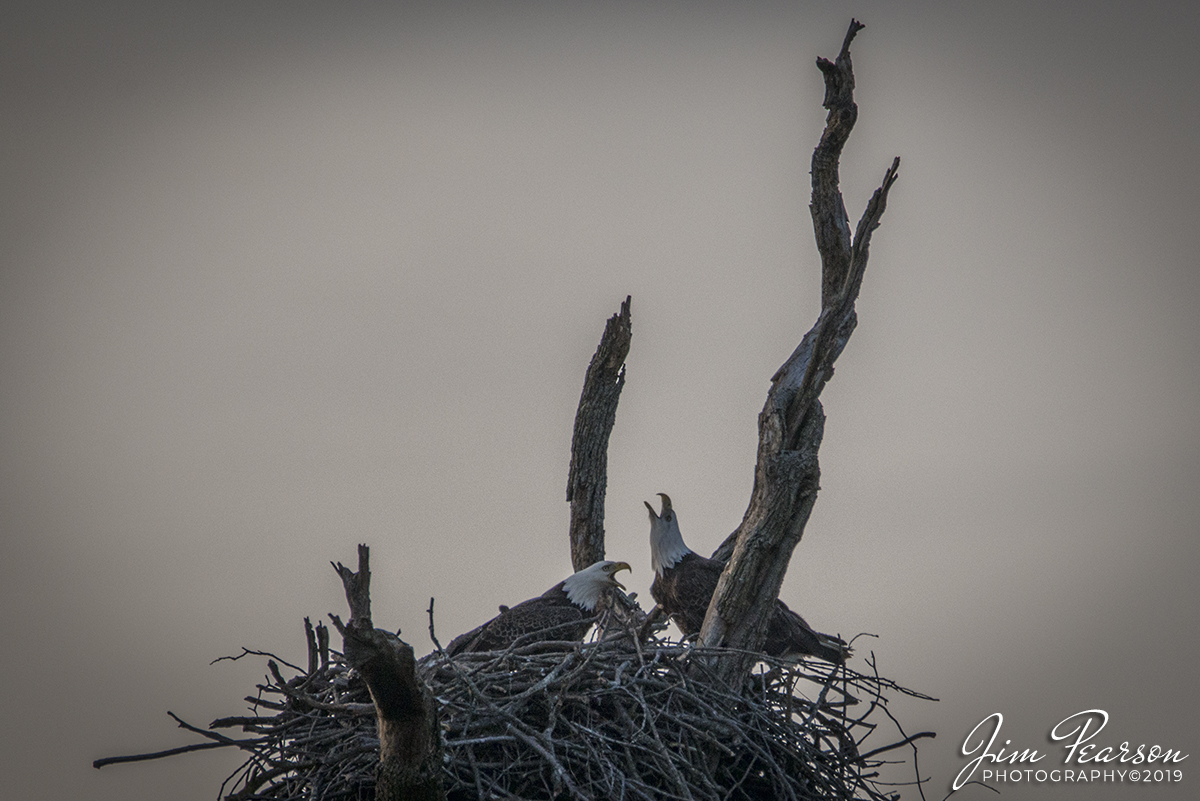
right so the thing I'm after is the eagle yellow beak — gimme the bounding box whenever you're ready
[644,493,672,518]
[609,561,631,590]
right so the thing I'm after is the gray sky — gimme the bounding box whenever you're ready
[3,2,1197,799]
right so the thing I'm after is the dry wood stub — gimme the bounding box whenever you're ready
[567,295,632,573]
[330,545,445,801]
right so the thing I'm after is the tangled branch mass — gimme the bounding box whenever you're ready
[152,609,933,801]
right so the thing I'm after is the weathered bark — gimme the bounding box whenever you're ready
[329,545,445,801]
[699,20,900,683]
[566,295,632,572]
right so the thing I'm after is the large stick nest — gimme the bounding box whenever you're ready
[169,609,932,801]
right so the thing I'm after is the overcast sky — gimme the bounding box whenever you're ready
[3,2,1198,799]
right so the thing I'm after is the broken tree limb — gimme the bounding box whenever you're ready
[699,19,900,684]
[329,545,445,801]
[566,295,632,572]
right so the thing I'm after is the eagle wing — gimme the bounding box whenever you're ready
[653,554,848,663]
[766,599,850,663]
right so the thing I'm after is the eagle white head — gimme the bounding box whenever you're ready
[645,493,693,577]
[562,559,631,611]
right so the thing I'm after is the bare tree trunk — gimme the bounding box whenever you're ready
[567,295,632,572]
[698,20,901,684]
[330,545,445,801]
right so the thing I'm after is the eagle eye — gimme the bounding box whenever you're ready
[664,513,673,522]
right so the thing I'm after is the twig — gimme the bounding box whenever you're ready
[211,647,305,674]
[92,741,231,769]
[428,596,443,652]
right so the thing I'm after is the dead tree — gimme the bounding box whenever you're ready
[566,296,632,573]
[689,19,900,684]
[94,22,926,801]
[330,546,444,801]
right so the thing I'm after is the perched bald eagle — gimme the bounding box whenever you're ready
[646,494,849,663]
[445,560,632,656]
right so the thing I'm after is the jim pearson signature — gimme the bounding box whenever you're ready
[953,709,1189,791]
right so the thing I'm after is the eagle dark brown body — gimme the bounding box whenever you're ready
[650,552,721,637]
[445,560,631,656]
[445,582,592,656]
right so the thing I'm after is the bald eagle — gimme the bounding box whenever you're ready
[445,560,632,656]
[646,494,849,664]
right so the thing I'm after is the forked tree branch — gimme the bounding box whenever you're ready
[699,19,900,683]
